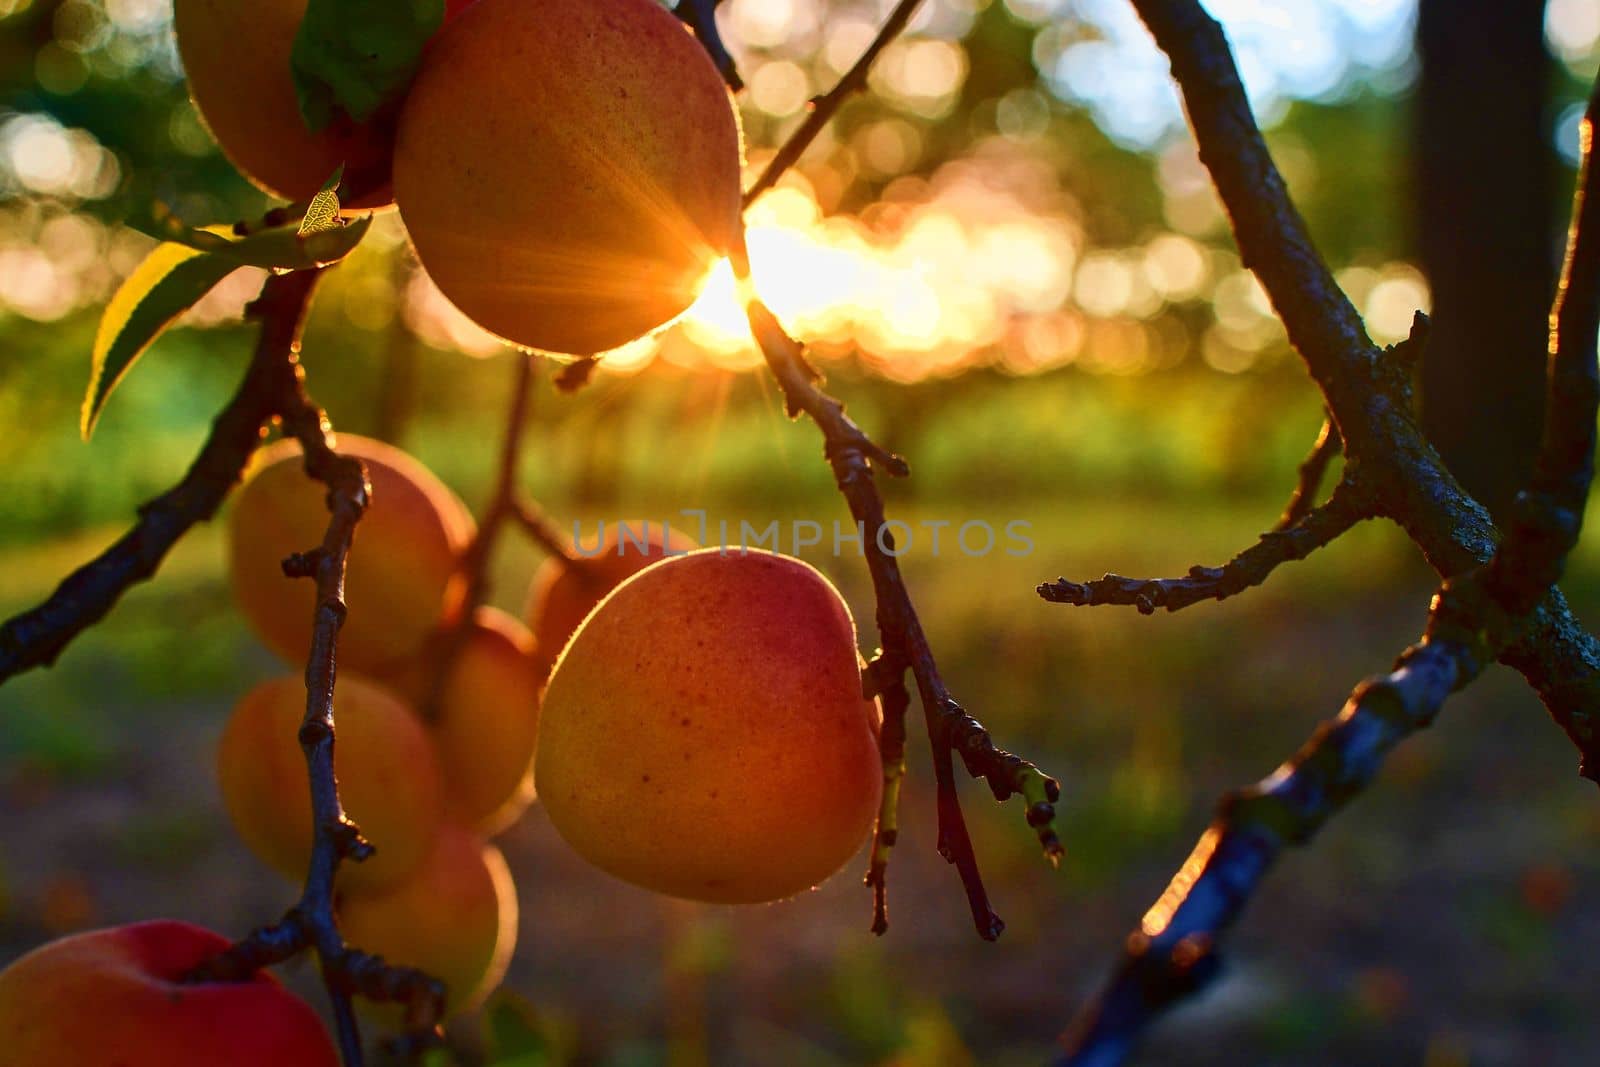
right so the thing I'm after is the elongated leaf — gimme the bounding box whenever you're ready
[132,213,372,271]
[81,243,241,439]
[293,0,445,130]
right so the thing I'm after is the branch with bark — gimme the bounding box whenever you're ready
[741,287,1061,940]
[1038,479,1369,614]
[0,266,450,1063]
[1052,4,1600,1062]
[0,271,318,682]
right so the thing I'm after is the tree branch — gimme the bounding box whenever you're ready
[675,0,742,91]
[1479,77,1600,619]
[1276,413,1341,530]
[183,273,446,1065]
[1057,625,1481,1067]
[1038,480,1368,613]
[0,270,320,682]
[508,495,578,564]
[1057,23,1600,1063]
[741,0,924,207]
[422,353,537,717]
[741,285,1060,940]
[1126,0,1600,777]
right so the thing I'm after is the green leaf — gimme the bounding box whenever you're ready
[81,243,240,439]
[292,0,445,131]
[135,213,373,272]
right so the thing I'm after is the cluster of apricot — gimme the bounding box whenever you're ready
[0,431,888,1057]
[219,429,885,907]
[174,0,745,356]
[219,433,530,1020]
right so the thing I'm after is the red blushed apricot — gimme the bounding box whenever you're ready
[337,823,517,1018]
[217,674,444,892]
[0,921,338,1066]
[524,520,698,677]
[393,0,745,355]
[536,549,882,904]
[227,434,473,675]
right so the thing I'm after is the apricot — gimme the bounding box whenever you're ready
[536,549,883,904]
[390,607,543,834]
[524,520,698,676]
[0,920,337,1066]
[174,0,390,207]
[337,823,517,1017]
[228,433,473,674]
[393,0,745,355]
[217,674,444,891]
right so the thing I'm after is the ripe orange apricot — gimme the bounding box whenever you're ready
[524,520,698,676]
[389,607,543,834]
[537,549,882,904]
[227,434,473,674]
[337,823,517,1017]
[0,920,338,1066]
[174,0,393,207]
[217,674,444,891]
[393,0,745,355]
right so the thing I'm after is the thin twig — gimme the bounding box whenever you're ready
[741,0,924,208]
[740,272,1058,940]
[1275,414,1341,530]
[675,0,742,91]
[509,495,578,564]
[1481,78,1600,621]
[1039,482,1368,614]
[422,354,537,716]
[179,272,446,1063]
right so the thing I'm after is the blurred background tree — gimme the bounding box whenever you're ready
[4,2,1600,1064]
[1416,0,1554,522]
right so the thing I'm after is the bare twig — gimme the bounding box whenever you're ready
[861,663,909,936]
[1039,481,1369,613]
[509,495,577,564]
[0,270,320,682]
[675,0,742,91]
[1480,77,1600,620]
[1276,414,1341,530]
[741,278,1059,940]
[741,0,924,208]
[420,354,537,716]
[183,273,447,1064]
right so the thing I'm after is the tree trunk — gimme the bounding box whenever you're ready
[1416,0,1554,521]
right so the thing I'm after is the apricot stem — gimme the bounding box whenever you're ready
[423,353,543,719]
